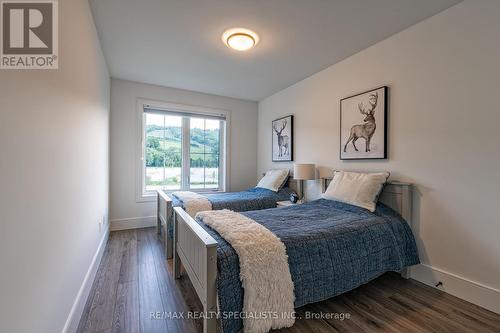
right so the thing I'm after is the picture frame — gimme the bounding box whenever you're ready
[272,115,293,162]
[340,86,388,160]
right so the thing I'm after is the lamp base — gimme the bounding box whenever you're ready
[298,179,305,201]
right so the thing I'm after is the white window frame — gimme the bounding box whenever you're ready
[136,98,231,202]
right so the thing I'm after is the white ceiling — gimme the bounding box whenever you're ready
[89,0,461,101]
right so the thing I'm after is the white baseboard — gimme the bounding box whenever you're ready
[62,229,109,333]
[411,263,500,314]
[110,216,156,231]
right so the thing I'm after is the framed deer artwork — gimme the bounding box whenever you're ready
[340,86,388,160]
[272,115,293,162]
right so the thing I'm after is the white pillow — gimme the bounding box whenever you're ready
[322,171,389,212]
[256,169,290,192]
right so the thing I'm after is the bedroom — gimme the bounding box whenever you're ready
[1,0,499,332]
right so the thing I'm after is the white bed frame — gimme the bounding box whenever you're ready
[157,190,173,258]
[157,178,300,259]
[173,178,413,333]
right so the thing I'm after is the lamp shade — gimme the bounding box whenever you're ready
[293,163,316,180]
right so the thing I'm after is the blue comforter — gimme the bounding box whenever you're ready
[169,187,294,238]
[172,187,294,210]
[195,199,419,333]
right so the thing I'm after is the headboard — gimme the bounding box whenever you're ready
[322,177,413,226]
[286,178,300,195]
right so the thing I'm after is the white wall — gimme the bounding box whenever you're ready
[110,79,258,228]
[258,0,500,312]
[0,0,110,332]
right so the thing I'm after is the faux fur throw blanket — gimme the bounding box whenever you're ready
[172,191,212,217]
[196,210,295,333]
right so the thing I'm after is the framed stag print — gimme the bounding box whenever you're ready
[272,115,293,162]
[340,86,388,160]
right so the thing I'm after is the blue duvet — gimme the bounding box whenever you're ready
[168,187,294,238]
[172,187,294,210]
[195,199,420,333]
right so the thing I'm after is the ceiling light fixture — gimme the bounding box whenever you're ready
[222,28,259,51]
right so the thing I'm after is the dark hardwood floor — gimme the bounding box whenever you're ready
[77,228,500,333]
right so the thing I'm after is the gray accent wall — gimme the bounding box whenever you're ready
[258,0,500,313]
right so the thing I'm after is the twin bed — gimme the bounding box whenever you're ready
[157,177,298,258]
[167,174,419,333]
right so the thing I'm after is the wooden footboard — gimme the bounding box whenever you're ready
[173,207,218,333]
[157,190,173,259]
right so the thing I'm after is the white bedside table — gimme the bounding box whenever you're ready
[276,200,303,207]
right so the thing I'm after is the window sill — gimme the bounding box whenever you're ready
[189,189,225,194]
[137,189,226,203]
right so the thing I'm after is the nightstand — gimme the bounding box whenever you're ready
[276,200,303,207]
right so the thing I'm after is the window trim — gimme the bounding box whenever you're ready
[135,98,231,202]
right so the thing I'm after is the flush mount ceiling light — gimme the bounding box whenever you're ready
[222,28,259,51]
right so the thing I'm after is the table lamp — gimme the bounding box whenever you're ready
[293,163,316,201]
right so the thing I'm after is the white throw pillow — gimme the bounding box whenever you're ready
[322,171,390,212]
[256,169,290,192]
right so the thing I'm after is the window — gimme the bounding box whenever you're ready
[138,100,228,200]
[189,118,221,190]
[144,113,183,191]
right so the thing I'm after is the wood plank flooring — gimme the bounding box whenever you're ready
[77,228,500,333]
